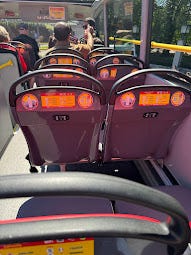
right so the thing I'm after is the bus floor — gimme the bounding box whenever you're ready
[0,127,160,220]
[0,127,146,185]
[0,128,29,220]
[65,161,145,185]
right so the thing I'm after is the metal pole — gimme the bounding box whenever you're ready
[103,0,108,47]
[139,0,154,68]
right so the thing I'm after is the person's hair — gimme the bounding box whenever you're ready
[54,22,71,41]
[0,25,10,42]
[85,17,96,28]
[19,23,29,30]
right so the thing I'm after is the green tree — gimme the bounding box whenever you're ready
[152,0,191,44]
[152,2,166,42]
[132,0,141,34]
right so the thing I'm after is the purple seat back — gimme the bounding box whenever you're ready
[89,54,108,75]
[9,69,106,166]
[35,64,88,87]
[46,48,83,58]
[103,69,191,161]
[95,54,145,69]
[34,53,89,71]
[96,64,141,97]
[88,47,116,59]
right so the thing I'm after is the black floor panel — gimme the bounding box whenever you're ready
[65,161,145,184]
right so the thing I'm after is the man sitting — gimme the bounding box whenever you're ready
[46,22,94,59]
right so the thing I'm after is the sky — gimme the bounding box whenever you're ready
[156,0,167,6]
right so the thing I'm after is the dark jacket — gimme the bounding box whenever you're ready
[13,34,39,69]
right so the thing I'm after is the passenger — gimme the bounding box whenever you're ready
[80,17,103,45]
[0,25,27,73]
[13,23,40,69]
[84,17,99,38]
[48,31,78,49]
[46,22,93,59]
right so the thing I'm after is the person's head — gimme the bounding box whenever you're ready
[54,22,71,41]
[0,25,10,42]
[18,23,29,35]
[83,17,96,30]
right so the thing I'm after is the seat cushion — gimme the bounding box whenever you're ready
[115,185,191,221]
[17,196,113,218]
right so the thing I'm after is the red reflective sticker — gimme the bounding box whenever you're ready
[171,91,185,106]
[49,58,57,64]
[78,92,93,108]
[100,68,109,78]
[113,57,120,64]
[22,94,38,110]
[76,68,84,73]
[131,68,138,73]
[90,58,96,66]
[43,73,52,78]
[73,58,81,65]
[120,92,136,108]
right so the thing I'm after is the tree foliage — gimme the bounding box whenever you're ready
[132,0,191,45]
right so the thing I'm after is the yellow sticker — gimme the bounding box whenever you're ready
[0,238,94,255]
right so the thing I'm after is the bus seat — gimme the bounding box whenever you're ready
[0,43,23,75]
[23,67,103,90]
[15,173,118,255]
[102,69,191,162]
[7,172,189,255]
[0,45,24,127]
[88,47,117,59]
[38,63,88,73]
[115,185,191,221]
[9,69,106,166]
[10,41,32,71]
[93,43,105,49]
[34,53,89,72]
[1,173,189,255]
[95,64,141,97]
[17,196,113,218]
[46,47,84,58]
[34,64,88,87]
[89,54,108,75]
[95,53,145,70]
[14,175,136,255]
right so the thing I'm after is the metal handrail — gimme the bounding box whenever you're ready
[109,37,191,54]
